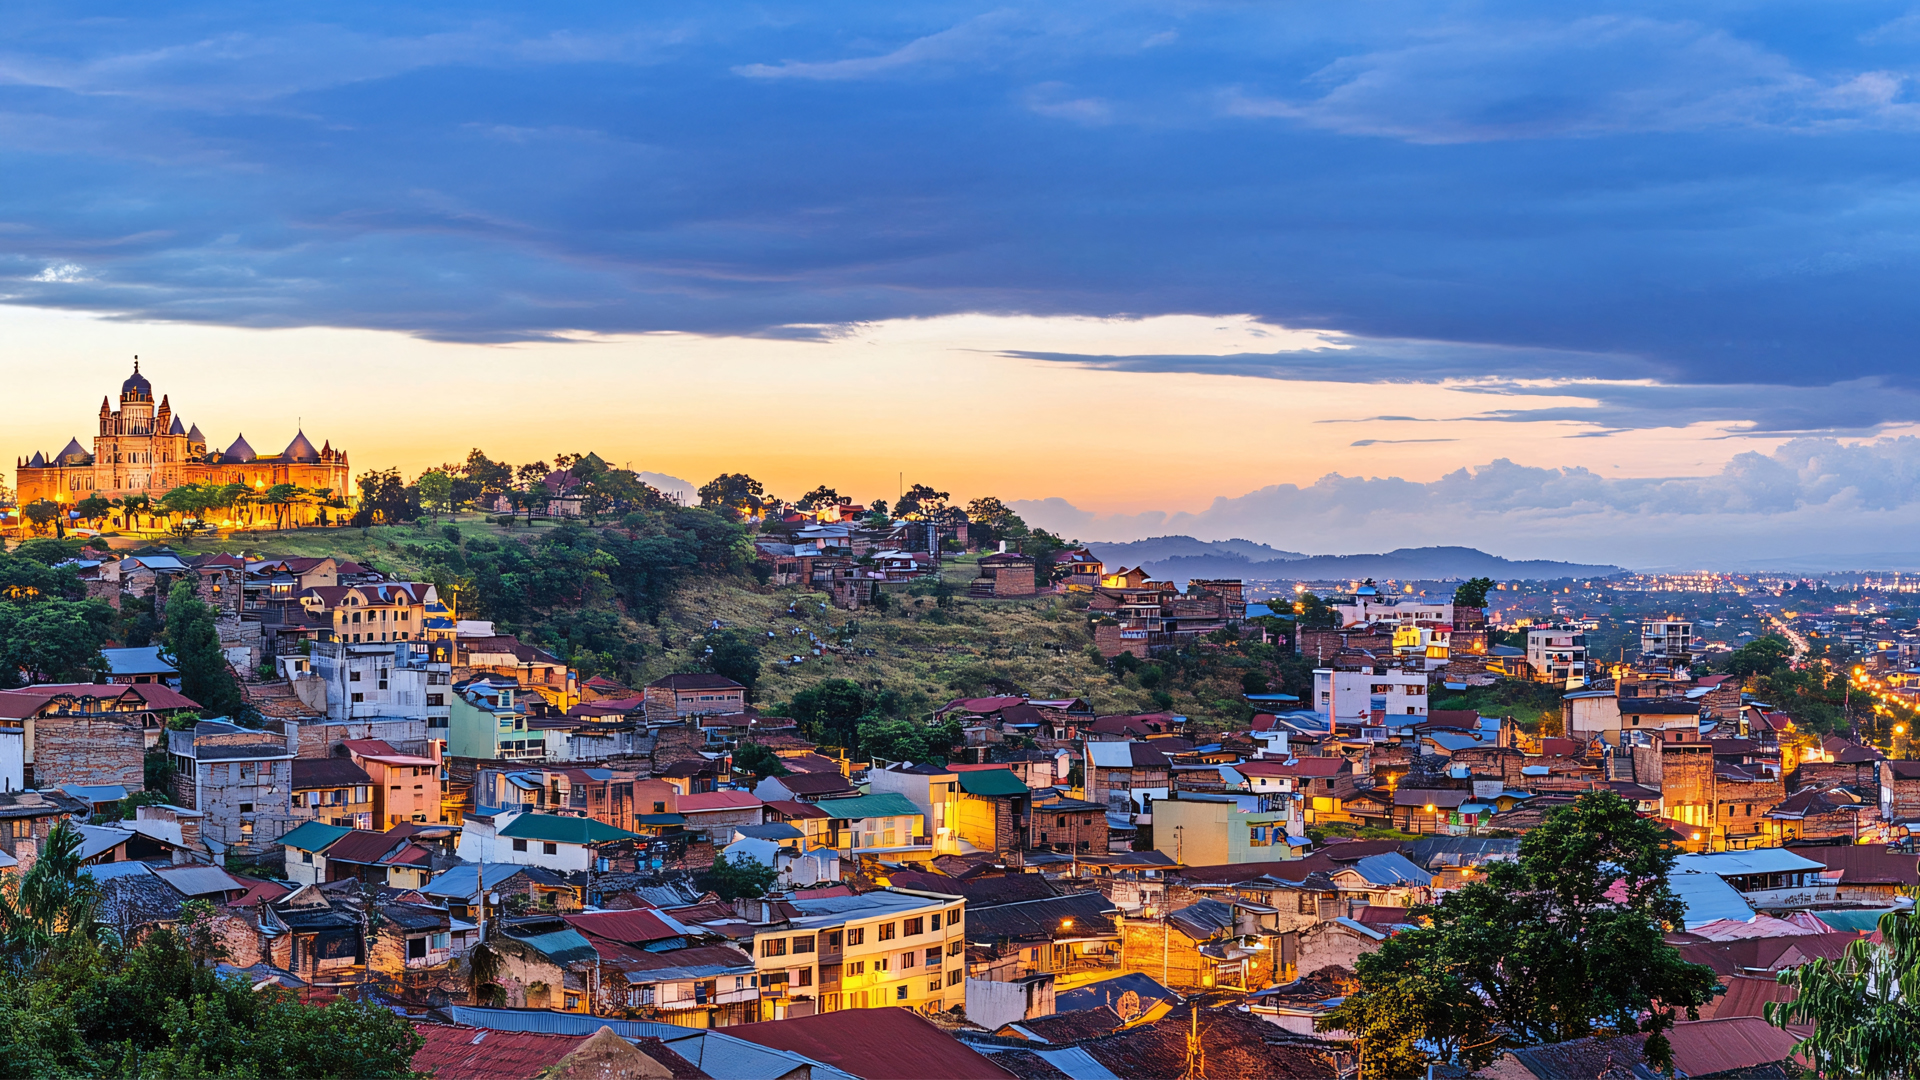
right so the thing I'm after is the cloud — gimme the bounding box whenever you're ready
[1011,437,1920,567]
[29,263,89,283]
[1221,16,1920,143]
[0,0,1916,401]
[1351,438,1455,446]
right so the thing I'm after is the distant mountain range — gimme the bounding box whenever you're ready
[1082,537,1623,582]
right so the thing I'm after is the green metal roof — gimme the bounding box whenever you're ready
[956,769,1031,797]
[497,812,640,845]
[815,792,922,821]
[634,813,687,826]
[506,927,599,965]
[278,821,353,853]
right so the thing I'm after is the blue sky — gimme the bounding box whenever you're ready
[8,2,1920,564]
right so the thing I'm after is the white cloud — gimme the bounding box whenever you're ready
[1012,437,1920,568]
[30,263,90,283]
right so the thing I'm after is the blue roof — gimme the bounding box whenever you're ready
[100,645,177,676]
[1668,868,1757,928]
[1055,971,1182,1016]
[277,820,352,853]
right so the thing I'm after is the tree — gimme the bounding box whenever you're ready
[1724,634,1794,681]
[259,483,301,529]
[1293,591,1338,629]
[966,495,1021,548]
[0,820,104,974]
[351,468,422,527]
[731,741,789,784]
[894,483,949,520]
[22,499,62,537]
[1322,791,1717,1076]
[698,473,767,521]
[796,485,847,511]
[696,852,778,901]
[858,716,956,764]
[788,678,871,751]
[72,494,112,529]
[415,470,454,521]
[163,580,243,719]
[704,629,762,703]
[1453,577,1495,608]
[1766,905,1920,1079]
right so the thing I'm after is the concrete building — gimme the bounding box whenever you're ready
[284,640,452,734]
[1641,619,1695,667]
[165,720,296,856]
[1312,667,1429,722]
[344,738,449,827]
[289,757,374,830]
[1525,626,1588,686]
[1331,596,1453,628]
[1151,792,1303,865]
[456,808,641,873]
[447,675,542,761]
[867,762,963,854]
[748,887,967,1019]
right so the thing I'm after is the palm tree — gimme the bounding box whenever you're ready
[0,820,107,976]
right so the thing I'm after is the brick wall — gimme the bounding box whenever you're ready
[1882,763,1920,823]
[1794,759,1880,792]
[1092,624,1147,660]
[1028,806,1107,854]
[33,713,144,789]
[1297,629,1393,662]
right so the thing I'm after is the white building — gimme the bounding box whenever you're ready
[0,726,22,792]
[866,761,962,854]
[279,641,452,733]
[1332,596,1454,629]
[1526,626,1588,686]
[1562,690,1622,743]
[1313,667,1429,722]
[455,808,640,873]
[1642,620,1694,665]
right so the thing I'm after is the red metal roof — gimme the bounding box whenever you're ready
[1668,1018,1805,1076]
[563,908,684,945]
[410,1024,583,1080]
[675,790,763,813]
[729,1007,1012,1080]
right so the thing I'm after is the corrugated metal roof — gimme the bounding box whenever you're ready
[151,864,246,897]
[277,820,353,853]
[1668,1017,1804,1077]
[498,812,640,845]
[1033,1046,1122,1080]
[956,769,1030,797]
[443,1007,858,1080]
[1669,869,1758,928]
[1676,848,1826,877]
[813,792,921,820]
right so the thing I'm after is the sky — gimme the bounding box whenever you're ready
[6,2,1920,569]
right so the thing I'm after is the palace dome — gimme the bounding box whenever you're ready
[283,430,320,464]
[121,361,152,400]
[55,438,92,465]
[223,433,257,463]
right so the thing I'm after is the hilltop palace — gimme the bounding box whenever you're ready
[15,361,350,522]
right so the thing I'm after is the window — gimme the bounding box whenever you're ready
[924,947,941,966]
[902,950,916,968]
[1057,815,1067,827]
[875,957,889,972]
[929,913,940,931]
[565,993,579,1010]
[826,930,843,950]
[903,917,923,936]
[929,977,942,994]
[350,671,362,681]
[947,969,963,987]
[848,961,865,975]
[408,937,427,960]
[351,692,364,703]
[879,922,896,941]
[653,801,667,813]
[426,694,444,707]
[543,842,557,855]
[1298,892,1317,915]
[431,932,450,950]
[301,850,312,863]
[847,927,865,946]
[895,985,908,1001]
[762,938,788,957]
[947,940,964,957]
[512,839,528,852]
[798,968,812,987]
[793,935,815,954]
[239,803,253,814]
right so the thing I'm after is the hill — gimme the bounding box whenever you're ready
[1086,540,1621,582]
[1085,536,1306,568]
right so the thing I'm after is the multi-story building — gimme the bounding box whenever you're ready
[1331,593,1454,628]
[289,757,374,829]
[456,807,641,873]
[1525,626,1588,686]
[1312,666,1429,722]
[448,675,544,760]
[344,738,450,827]
[166,720,297,855]
[286,640,453,736]
[1640,619,1694,668]
[867,762,962,854]
[749,888,966,1020]
[296,582,437,647]
[13,362,350,520]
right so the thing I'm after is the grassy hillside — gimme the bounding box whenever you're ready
[152,515,1279,730]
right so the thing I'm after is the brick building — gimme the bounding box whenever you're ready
[970,553,1037,598]
[1882,759,1920,830]
[1028,791,1108,854]
[643,674,746,721]
[290,757,375,830]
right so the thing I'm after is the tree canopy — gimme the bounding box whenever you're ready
[162,580,243,719]
[1453,577,1495,608]
[1767,905,1920,1079]
[1322,791,1717,1077]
